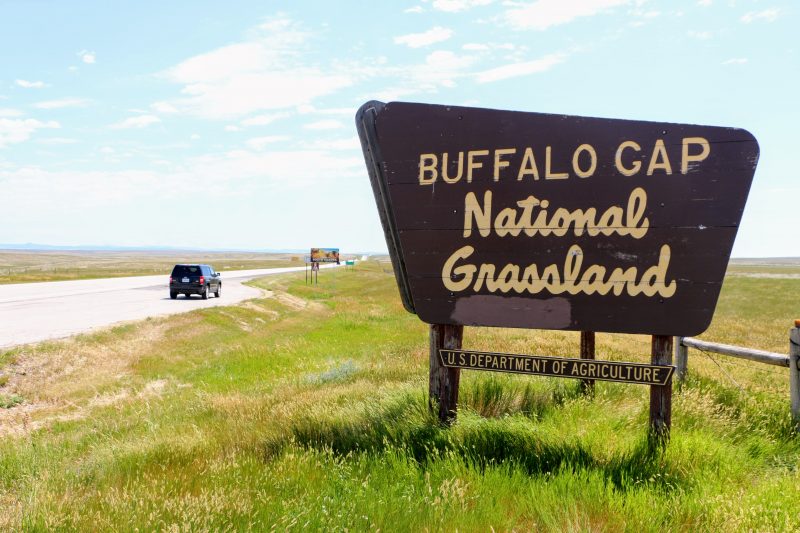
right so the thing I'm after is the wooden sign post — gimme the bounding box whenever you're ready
[357,101,759,441]
[580,331,596,395]
[311,261,319,285]
[650,335,673,442]
[429,324,463,423]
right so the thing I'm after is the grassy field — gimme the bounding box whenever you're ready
[1,261,799,530]
[0,250,306,284]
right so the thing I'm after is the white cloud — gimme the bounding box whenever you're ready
[320,107,357,115]
[741,8,779,23]
[0,144,375,253]
[169,42,271,84]
[475,52,565,83]
[240,112,290,126]
[151,101,179,114]
[37,137,78,145]
[15,79,47,89]
[636,10,660,19]
[394,26,454,48]
[697,0,712,6]
[33,98,90,109]
[688,30,712,40]
[370,50,477,99]
[722,57,748,65]
[245,135,290,151]
[78,50,96,64]
[188,149,364,188]
[111,114,161,129]
[224,125,241,132]
[162,17,352,119]
[0,167,167,212]
[432,0,493,12]
[190,134,201,140]
[0,118,60,147]
[0,108,24,117]
[304,119,343,130]
[418,50,475,88]
[309,136,360,151]
[462,42,515,52]
[504,0,630,30]
[405,6,424,13]
[296,105,353,116]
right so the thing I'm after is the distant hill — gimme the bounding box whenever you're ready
[730,257,800,265]
[0,243,386,255]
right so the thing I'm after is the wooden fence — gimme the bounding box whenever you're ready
[675,321,800,431]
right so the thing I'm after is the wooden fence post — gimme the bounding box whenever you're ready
[650,335,673,445]
[429,324,464,425]
[580,331,595,395]
[674,336,688,386]
[790,322,800,431]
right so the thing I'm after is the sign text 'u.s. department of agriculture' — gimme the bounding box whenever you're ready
[439,349,674,386]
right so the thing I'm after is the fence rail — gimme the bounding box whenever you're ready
[675,323,800,431]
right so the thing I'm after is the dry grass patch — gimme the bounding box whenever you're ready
[0,313,200,436]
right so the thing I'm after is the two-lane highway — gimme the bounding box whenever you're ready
[0,265,335,348]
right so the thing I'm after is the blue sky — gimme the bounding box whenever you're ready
[0,0,795,256]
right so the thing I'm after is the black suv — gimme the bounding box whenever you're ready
[169,264,221,299]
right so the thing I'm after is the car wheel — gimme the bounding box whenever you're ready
[170,290,177,299]
[215,284,221,298]
[201,286,208,300]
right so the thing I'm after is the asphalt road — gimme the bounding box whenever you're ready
[0,265,335,348]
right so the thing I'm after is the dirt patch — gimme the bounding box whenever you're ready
[275,291,324,311]
[240,298,282,320]
[140,379,168,397]
[245,283,324,312]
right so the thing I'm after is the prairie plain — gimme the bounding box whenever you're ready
[0,250,303,284]
[0,258,798,531]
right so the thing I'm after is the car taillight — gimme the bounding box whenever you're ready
[169,277,173,284]
[199,276,205,285]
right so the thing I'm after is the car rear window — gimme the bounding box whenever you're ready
[171,265,201,277]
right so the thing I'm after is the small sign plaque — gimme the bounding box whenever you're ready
[439,349,674,386]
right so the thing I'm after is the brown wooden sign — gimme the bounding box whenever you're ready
[356,101,759,337]
[439,349,674,386]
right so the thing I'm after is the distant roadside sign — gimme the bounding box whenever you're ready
[310,248,340,263]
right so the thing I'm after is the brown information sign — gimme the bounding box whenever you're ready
[356,101,759,337]
[440,349,674,386]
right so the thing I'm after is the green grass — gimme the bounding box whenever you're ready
[0,394,22,409]
[0,262,799,530]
